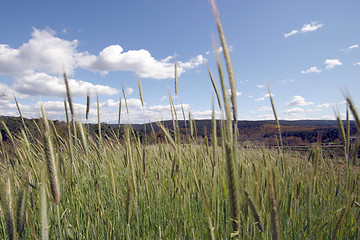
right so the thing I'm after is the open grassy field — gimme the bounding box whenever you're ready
[1,1,360,239]
[1,125,359,239]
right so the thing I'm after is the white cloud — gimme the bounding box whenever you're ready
[301,67,322,74]
[348,44,358,50]
[215,46,233,53]
[0,99,16,109]
[160,95,167,101]
[81,45,205,79]
[12,72,117,97]
[254,93,273,102]
[307,102,335,112]
[353,62,360,66]
[0,28,206,100]
[256,84,266,88]
[0,83,24,100]
[191,110,222,120]
[324,59,342,70]
[282,107,304,115]
[99,99,119,108]
[301,21,323,33]
[284,21,323,38]
[146,103,191,122]
[341,44,359,53]
[284,30,299,38]
[279,79,294,84]
[286,96,313,106]
[226,89,241,97]
[126,87,134,95]
[0,28,119,98]
[256,114,274,120]
[317,103,334,109]
[0,28,81,75]
[257,106,272,112]
[207,46,234,56]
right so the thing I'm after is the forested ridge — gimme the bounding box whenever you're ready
[0,115,356,146]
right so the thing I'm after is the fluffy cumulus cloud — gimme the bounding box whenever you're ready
[0,28,118,98]
[354,62,360,66]
[324,59,342,70]
[286,96,313,106]
[301,21,323,33]
[100,98,142,110]
[12,72,117,97]
[301,67,322,74]
[7,95,219,124]
[0,28,78,75]
[79,45,205,79]
[0,28,205,100]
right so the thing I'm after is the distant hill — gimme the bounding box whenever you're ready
[0,115,357,146]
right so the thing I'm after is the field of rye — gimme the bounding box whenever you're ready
[1,1,360,239]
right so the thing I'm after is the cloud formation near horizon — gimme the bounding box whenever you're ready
[0,28,205,98]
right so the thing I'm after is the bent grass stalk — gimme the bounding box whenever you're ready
[207,62,222,110]
[122,82,129,114]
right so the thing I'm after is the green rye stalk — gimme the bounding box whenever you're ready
[16,185,27,238]
[244,191,264,232]
[122,82,129,113]
[3,175,15,240]
[86,91,90,121]
[41,105,61,204]
[40,181,48,240]
[118,97,122,138]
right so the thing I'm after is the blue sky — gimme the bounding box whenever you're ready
[0,0,359,123]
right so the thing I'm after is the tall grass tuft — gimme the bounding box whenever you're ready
[211,0,237,122]
[174,55,178,96]
[86,91,90,121]
[117,96,122,138]
[2,175,15,240]
[41,105,61,205]
[16,185,27,238]
[207,61,222,110]
[211,0,240,236]
[40,180,48,240]
[244,191,264,232]
[332,207,347,240]
[267,83,283,152]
